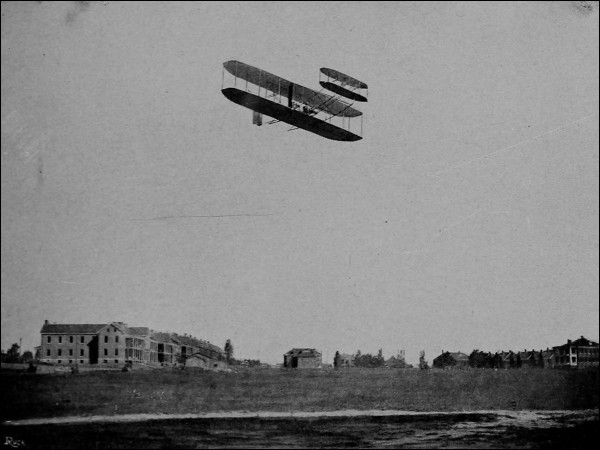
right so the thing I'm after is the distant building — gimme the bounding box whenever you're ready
[337,353,355,367]
[385,350,407,368]
[541,349,556,369]
[517,350,540,368]
[432,351,469,369]
[552,336,599,369]
[283,348,322,369]
[499,351,515,368]
[39,320,225,369]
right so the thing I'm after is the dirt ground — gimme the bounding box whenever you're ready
[3,407,598,426]
[2,409,598,449]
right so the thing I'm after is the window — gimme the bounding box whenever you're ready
[47,336,51,344]
[46,349,51,356]
[69,360,73,364]
[107,328,110,333]
[114,359,118,364]
[103,359,108,364]
[115,349,119,356]
[115,336,119,343]
[70,336,74,343]
[104,336,108,343]
[58,360,62,364]
[69,349,73,356]
[571,356,577,363]
[80,349,84,356]
[58,349,62,356]
[104,348,108,356]
[59,336,63,344]
[80,360,84,364]
[80,336,85,344]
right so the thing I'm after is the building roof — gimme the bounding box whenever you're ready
[434,351,469,361]
[205,342,224,354]
[174,334,200,347]
[541,350,554,359]
[150,331,180,344]
[518,351,535,360]
[448,351,469,361]
[553,336,599,349]
[41,323,106,334]
[285,348,322,357]
[126,327,150,336]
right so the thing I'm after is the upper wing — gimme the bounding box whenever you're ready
[224,61,362,118]
[319,81,368,102]
[320,68,368,89]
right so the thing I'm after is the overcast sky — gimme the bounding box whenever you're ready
[2,1,598,365]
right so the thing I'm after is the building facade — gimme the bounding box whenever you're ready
[39,320,225,368]
[283,348,322,368]
[552,336,599,369]
[338,353,355,367]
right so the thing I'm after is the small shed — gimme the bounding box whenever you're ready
[283,348,322,369]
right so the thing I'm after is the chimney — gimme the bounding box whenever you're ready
[44,319,49,325]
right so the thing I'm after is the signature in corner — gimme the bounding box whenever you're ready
[4,437,25,448]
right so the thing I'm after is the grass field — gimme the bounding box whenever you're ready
[2,366,598,421]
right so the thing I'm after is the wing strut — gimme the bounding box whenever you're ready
[288,83,294,108]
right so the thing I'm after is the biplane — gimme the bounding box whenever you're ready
[221,60,368,142]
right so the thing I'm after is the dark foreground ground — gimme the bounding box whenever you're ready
[2,410,598,449]
[2,367,598,448]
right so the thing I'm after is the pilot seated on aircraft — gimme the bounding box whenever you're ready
[303,106,317,116]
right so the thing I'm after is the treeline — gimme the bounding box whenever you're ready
[230,358,263,367]
[1,343,33,364]
[353,349,385,368]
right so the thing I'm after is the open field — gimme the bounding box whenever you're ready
[2,367,598,448]
[2,366,598,421]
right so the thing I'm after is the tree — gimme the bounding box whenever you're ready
[353,350,385,368]
[224,339,233,364]
[6,343,20,363]
[21,351,33,363]
[468,349,479,368]
[419,350,429,370]
[468,350,494,368]
[333,351,340,368]
[376,349,384,366]
[538,350,545,368]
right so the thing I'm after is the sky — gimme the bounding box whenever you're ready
[1,1,598,365]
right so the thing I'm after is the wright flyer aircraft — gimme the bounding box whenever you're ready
[221,61,368,142]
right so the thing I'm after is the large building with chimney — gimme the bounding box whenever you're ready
[39,320,226,369]
[552,336,599,369]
